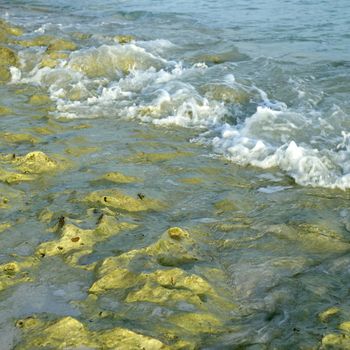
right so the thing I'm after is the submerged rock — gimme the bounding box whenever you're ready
[46,38,77,53]
[0,132,40,144]
[28,94,51,106]
[319,307,341,323]
[0,46,18,66]
[101,171,140,184]
[0,257,38,292]
[16,316,169,350]
[126,151,193,164]
[36,216,137,266]
[0,106,11,116]
[114,35,135,44]
[83,189,162,212]
[0,20,23,39]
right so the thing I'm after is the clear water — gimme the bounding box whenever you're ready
[1,0,350,348]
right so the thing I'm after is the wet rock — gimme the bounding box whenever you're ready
[0,106,11,116]
[16,316,169,350]
[0,258,38,292]
[15,151,59,174]
[46,38,77,52]
[101,171,140,184]
[114,35,135,44]
[126,151,193,164]
[0,20,23,39]
[0,132,40,144]
[83,189,162,212]
[169,312,223,334]
[202,83,250,104]
[319,306,341,323]
[15,35,55,47]
[36,218,137,265]
[28,94,51,106]
[0,65,11,82]
[0,222,11,233]
[0,46,18,66]
[0,168,36,184]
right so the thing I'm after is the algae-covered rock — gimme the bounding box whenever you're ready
[28,94,51,105]
[83,189,162,212]
[0,65,11,82]
[0,257,38,292]
[36,217,137,265]
[319,307,341,323]
[0,222,11,233]
[214,199,238,213]
[169,312,223,334]
[0,168,36,184]
[0,106,11,116]
[15,151,59,174]
[16,316,169,350]
[15,35,55,48]
[0,19,23,38]
[101,171,140,184]
[202,83,250,104]
[46,38,77,52]
[114,35,135,44]
[126,151,193,164]
[321,332,350,348]
[0,46,18,66]
[0,132,40,144]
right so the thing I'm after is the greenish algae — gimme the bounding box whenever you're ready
[46,38,77,52]
[0,45,19,83]
[0,168,36,184]
[126,151,193,164]
[14,151,61,174]
[83,189,162,212]
[319,307,341,323]
[0,19,23,39]
[28,94,51,106]
[0,132,40,144]
[0,257,39,292]
[36,216,137,266]
[201,83,250,104]
[101,171,140,184]
[114,35,135,44]
[0,106,11,116]
[16,316,170,350]
[0,222,11,233]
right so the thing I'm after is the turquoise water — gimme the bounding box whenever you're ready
[1,1,350,349]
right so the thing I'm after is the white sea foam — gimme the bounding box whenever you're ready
[13,41,350,189]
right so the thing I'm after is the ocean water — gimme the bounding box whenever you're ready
[1,0,350,348]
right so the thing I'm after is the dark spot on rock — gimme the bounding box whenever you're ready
[71,236,80,242]
[293,327,300,333]
[58,216,65,229]
[104,196,108,202]
[97,213,104,224]
[137,193,145,200]
[12,153,16,160]
[57,246,64,250]
[39,252,46,258]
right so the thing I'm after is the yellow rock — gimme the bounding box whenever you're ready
[47,38,77,52]
[0,65,11,83]
[0,20,23,37]
[17,316,169,350]
[169,312,223,334]
[0,257,38,292]
[0,106,11,116]
[319,307,341,322]
[114,35,135,44]
[202,83,250,104]
[15,151,59,174]
[36,218,137,264]
[16,316,43,330]
[0,46,18,66]
[322,333,350,347]
[167,227,189,240]
[0,222,11,233]
[101,171,140,184]
[89,267,139,293]
[0,168,36,184]
[28,94,51,105]
[39,56,58,68]
[83,189,162,212]
[15,35,55,47]
[339,321,350,332]
[65,146,98,157]
[214,199,238,212]
[0,132,40,144]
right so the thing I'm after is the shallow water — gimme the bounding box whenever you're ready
[1,1,350,349]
